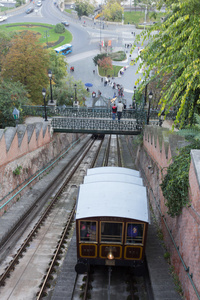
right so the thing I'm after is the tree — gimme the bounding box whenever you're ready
[103,0,123,22]
[1,31,50,104]
[53,75,89,106]
[134,0,200,128]
[98,56,113,76]
[48,49,68,86]
[0,30,17,71]
[93,53,107,66]
[75,0,95,18]
[0,79,29,128]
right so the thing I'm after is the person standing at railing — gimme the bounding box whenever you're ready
[117,100,123,123]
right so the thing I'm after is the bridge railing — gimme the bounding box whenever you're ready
[21,106,177,122]
[51,117,144,134]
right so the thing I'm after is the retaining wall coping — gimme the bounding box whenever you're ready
[34,122,43,140]
[26,123,35,143]
[0,129,4,141]
[191,150,200,189]
[17,124,27,147]
[4,127,17,152]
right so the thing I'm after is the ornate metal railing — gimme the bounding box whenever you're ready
[21,105,177,122]
[51,117,144,135]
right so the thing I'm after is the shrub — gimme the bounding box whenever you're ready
[54,23,65,34]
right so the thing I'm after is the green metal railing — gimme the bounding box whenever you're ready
[21,105,177,121]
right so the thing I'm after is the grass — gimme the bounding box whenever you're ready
[109,51,126,61]
[98,65,122,77]
[124,10,165,25]
[0,23,72,48]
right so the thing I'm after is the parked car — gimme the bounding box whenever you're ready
[61,21,69,27]
[26,7,34,14]
[37,1,42,7]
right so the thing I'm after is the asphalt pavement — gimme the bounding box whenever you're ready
[67,45,141,108]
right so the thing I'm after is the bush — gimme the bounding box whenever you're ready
[54,23,65,34]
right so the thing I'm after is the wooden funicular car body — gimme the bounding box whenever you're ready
[75,167,150,274]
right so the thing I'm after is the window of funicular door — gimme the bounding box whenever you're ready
[126,222,145,244]
[79,220,97,242]
[100,221,123,243]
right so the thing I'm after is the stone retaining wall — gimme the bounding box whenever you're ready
[0,123,85,215]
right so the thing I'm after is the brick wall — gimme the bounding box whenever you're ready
[138,126,200,300]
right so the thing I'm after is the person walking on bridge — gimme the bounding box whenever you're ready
[112,103,117,120]
[117,100,123,123]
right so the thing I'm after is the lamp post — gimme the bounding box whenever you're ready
[48,69,53,103]
[42,88,48,121]
[133,85,136,109]
[74,84,77,101]
[147,91,153,125]
[12,107,20,127]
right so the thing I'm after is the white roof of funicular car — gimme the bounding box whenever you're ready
[87,166,140,177]
[76,168,149,223]
[84,173,143,186]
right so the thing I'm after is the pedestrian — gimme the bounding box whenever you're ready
[93,70,95,74]
[124,102,126,109]
[112,103,117,120]
[117,100,123,122]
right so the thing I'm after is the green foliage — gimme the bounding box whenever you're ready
[109,51,126,61]
[15,0,25,7]
[177,113,200,141]
[54,23,65,34]
[0,79,29,128]
[13,165,22,176]
[134,0,200,128]
[93,53,107,66]
[53,76,89,106]
[160,141,200,217]
[75,0,94,17]
[103,0,123,22]
[48,49,68,85]
[1,31,50,104]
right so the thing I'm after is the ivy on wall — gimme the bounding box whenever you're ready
[160,141,200,217]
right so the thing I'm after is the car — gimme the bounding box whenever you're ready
[37,0,42,6]
[61,21,69,27]
[0,16,7,22]
[25,7,34,14]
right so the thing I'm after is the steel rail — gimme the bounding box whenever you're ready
[0,138,95,286]
[0,137,91,251]
[117,135,122,167]
[36,204,76,300]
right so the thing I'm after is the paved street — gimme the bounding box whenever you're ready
[67,40,142,108]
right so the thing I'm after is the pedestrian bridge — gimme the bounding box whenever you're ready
[22,106,176,135]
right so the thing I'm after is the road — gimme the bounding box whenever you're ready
[4,0,146,107]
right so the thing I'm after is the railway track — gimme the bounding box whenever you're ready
[0,134,139,299]
[0,136,103,299]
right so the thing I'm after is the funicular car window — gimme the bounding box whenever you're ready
[126,223,144,244]
[101,222,122,243]
[80,221,97,242]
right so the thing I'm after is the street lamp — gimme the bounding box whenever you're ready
[147,91,153,125]
[133,85,136,109]
[48,69,53,103]
[12,107,20,127]
[74,84,77,101]
[42,87,48,121]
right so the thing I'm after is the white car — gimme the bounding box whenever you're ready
[0,16,7,22]
[37,0,42,7]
